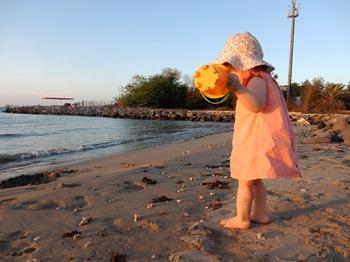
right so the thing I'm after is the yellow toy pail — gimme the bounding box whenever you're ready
[193,64,231,104]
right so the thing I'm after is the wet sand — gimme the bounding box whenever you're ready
[0,128,349,261]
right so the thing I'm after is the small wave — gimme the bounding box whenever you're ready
[0,133,25,138]
[0,132,60,139]
[0,137,154,165]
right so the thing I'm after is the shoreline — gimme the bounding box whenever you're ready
[0,127,349,260]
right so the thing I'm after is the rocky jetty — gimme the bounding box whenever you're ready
[4,105,235,122]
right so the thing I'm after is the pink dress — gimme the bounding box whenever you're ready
[230,71,301,180]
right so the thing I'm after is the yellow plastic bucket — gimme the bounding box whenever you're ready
[193,64,231,102]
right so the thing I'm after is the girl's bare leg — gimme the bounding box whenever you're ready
[250,179,270,224]
[220,180,255,229]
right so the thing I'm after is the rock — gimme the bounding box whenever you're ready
[147,203,155,209]
[73,234,81,240]
[333,115,350,146]
[84,241,92,248]
[134,213,142,222]
[296,117,310,126]
[307,129,337,143]
[256,232,266,240]
[142,176,157,185]
[151,254,161,259]
[79,216,93,226]
[33,236,40,242]
[62,230,81,238]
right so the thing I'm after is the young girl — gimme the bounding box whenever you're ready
[215,32,302,229]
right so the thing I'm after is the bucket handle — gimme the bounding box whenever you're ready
[200,91,230,105]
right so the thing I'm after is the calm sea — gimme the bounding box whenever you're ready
[0,112,232,179]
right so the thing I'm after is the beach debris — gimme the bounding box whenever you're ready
[20,232,29,239]
[147,203,155,209]
[169,250,220,262]
[150,195,173,203]
[33,236,40,242]
[184,212,190,217]
[167,175,175,179]
[256,232,266,240]
[300,188,307,192]
[151,253,162,259]
[0,171,61,189]
[205,164,221,169]
[209,192,215,196]
[198,195,205,201]
[142,176,157,185]
[90,187,97,191]
[189,176,196,181]
[202,180,231,190]
[206,144,213,149]
[73,208,80,213]
[180,222,215,252]
[134,213,142,222]
[84,241,93,248]
[53,182,65,190]
[183,150,191,155]
[62,230,81,238]
[120,181,144,192]
[119,162,136,168]
[73,234,81,240]
[176,199,183,203]
[107,199,117,204]
[208,199,222,210]
[183,162,192,166]
[139,219,160,232]
[98,228,107,237]
[79,216,93,226]
[224,176,228,179]
[111,251,127,262]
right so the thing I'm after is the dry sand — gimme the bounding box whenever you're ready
[0,128,349,261]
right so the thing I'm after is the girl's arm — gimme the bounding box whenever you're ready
[227,74,267,113]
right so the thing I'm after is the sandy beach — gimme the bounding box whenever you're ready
[0,127,349,261]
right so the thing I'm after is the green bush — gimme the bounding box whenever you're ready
[116,69,188,109]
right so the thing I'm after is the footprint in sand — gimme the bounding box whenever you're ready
[115,181,144,193]
[15,195,88,210]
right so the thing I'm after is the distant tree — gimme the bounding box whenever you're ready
[319,83,345,112]
[116,69,187,108]
[299,78,324,113]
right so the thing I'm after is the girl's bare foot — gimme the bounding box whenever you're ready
[220,216,250,229]
[250,213,270,224]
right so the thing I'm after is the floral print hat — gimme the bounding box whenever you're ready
[213,32,275,73]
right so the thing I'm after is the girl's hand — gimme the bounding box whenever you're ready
[227,73,243,93]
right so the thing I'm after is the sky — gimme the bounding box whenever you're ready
[0,0,349,106]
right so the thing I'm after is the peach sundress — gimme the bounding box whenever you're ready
[230,71,302,180]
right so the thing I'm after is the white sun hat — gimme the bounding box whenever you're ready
[213,32,275,73]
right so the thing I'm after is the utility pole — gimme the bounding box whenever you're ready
[287,0,299,106]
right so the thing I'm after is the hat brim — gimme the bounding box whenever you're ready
[212,57,275,73]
